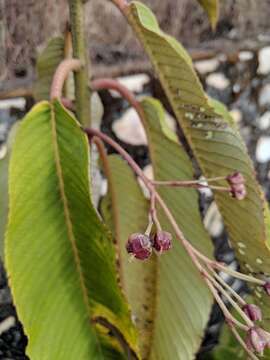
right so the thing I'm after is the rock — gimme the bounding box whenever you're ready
[257,111,270,130]
[109,74,150,97]
[113,108,176,146]
[138,164,153,199]
[0,98,26,110]
[230,109,242,123]
[198,177,213,198]
[259,84,270,107]
[0,317,15,336]
[0,288,11,305]
[238,51,254,62]
[256,136,270,163]
[0,144,7,160]
[206,72,230,90]
[204,202,223,238]
[113,107,147,145]
[258,46,270,75]
[194,58,219,74]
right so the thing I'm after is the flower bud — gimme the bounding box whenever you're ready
[152,231,172,253]
[247,327,267,355]
[243,304,262,321]
[126,233,152,260]
[263,281,270,295]
[227,172,246,200]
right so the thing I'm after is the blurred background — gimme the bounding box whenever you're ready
[1,0,270,359]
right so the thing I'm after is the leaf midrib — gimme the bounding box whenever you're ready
[50,103,92,324]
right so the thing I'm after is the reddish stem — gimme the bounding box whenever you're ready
[50,59,82,100]
[110,0,128,13]
[91,78,145,121]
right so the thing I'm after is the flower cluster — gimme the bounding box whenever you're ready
[126,231,172,260]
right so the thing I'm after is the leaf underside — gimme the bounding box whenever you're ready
[102,97,214,360]
[101,155,156,359]
[34,37,65,102]
[5,100,138,360]
[127,1,270,328]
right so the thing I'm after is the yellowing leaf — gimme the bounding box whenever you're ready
[197,0,219,30]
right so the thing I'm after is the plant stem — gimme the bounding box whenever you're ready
[210,268,246,306]
[50,59,82,100]
[204,277,248,331]
[68,0,91,125]
[152,177,227,187]
[206,272,254,328]
[150,194,162,232]
[212,263,265,285]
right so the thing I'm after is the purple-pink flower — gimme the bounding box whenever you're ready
[263,281,270,296]
[126,233,152,260]
[246,327,270,355]
[152,231,172,253]
[243,304,262,322]
[227,172,246,200]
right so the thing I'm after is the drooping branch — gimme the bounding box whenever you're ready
[50,59,82,100]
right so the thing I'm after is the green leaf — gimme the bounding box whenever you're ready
[127,1,270,326]
[101,155,156,359]
[34,37,65,101]
[5,100,138,359]
[0,124,18,260]
[102,97,214,359]
[197,0,219,30]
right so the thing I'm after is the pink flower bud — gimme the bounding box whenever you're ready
[152,231,172,253]
[126,233,152,260]
[263,282,270,295]
[243,304,262,321]
[248,327,267,355]
[227,172,245,185]
[227,172,246,200]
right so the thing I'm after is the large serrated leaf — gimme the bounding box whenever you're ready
[102,97,214,360]
[141,97,213,360]
[196,0,219,30]
[5,100,138,359]
[127,1,270,326]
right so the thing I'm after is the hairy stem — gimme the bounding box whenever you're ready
[210,268,246,306]
[50,59,82,100]
[204,277,249,331]
[212,263,265,285]
[150,194,162,232]
[68,0,91,125]
[206,272,253,328]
